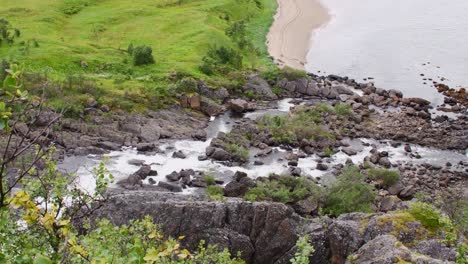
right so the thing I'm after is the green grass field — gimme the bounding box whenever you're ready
[0,0,277,112]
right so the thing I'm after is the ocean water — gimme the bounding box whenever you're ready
[306,0,468,105]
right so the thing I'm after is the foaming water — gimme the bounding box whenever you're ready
[306,0,468,105]
[60,98,467,193]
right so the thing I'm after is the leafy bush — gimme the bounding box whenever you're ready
[367,168,400,188]
[334,103,352,116]
[175,77,198,93]
[226,20,253,50]
[131,45,155,66]
[204,175,216,186]
[0,18,20,46]
[408,202,452,232]
[206,185,225,201]
[244,175,322,204]
[435,187,468,233]
[225,143,249,162]
[290,235,315,264]
[260,66,315,83]
[257,106,335,145]
[0,60,9,81]
[323,166,376,216]
[278,66,309,81]
[200,46,243,75]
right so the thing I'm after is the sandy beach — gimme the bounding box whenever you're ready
[267,0,330,69]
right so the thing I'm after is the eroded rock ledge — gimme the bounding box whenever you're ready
[82,191,458,264]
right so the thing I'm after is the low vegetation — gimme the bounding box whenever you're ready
[408,201,453,233]
[257,103,351,146]
[367,168,400,188]
[290,235,315,264]
[244,175,322,204]
[225,143,250,162]
[206,185,225,201]
[0,18,20,46]
[323,166,376,216]
[262,66,309,82]
[203,175,216,186]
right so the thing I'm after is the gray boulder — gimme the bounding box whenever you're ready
[346,235,412,264]
[157,181,183,192]
[244,75,278,100]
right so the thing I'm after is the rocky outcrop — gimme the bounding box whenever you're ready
[345,235,451,264]
[229,99,257,113]
[244,75,278,100]
[86,191,306,264]
[56,107,208,156]
[82,191,461,264]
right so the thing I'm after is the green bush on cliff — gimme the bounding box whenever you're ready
[244,175,322,204]
[323,166,376,216]
[367,168,400,188]
[290,235,315,264]
[408,201,452,233]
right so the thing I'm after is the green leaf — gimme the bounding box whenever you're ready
[3,75,16,91]
[33,255,52,264]
[0,119,6,130]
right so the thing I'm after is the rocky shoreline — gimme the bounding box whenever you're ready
[47,73,467,158]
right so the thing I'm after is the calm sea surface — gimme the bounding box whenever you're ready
[306,0,468,104]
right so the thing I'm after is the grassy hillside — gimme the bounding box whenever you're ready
[0,0,277,112]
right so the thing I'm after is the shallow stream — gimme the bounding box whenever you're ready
[60,99,467,193]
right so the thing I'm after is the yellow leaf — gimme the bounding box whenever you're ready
[148,231,158,239]
[40,213,55,230]
[178,235,185,240]
[143,248,159,262]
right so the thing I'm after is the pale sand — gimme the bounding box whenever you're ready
[267,0,330,69]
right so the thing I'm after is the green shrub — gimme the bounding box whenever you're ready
[175,77,198,93]
[435,187,468,233]
[323,147,335,157]
[0,18,20,46]
[334,103,352,116]
[132,45,155,66]
[244,175,322,204]
[0,59,9,81]
[323,166,376,216]
[244,90,256,99]
[291,235,315,264]
[367,168,400,188]
[256,106,335,145]
[408,202,452,232]
[225,143,249,162]
[200,46,243,75]
[204,175,216,186]
[278,66,308,81]
[206,185,225,201]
